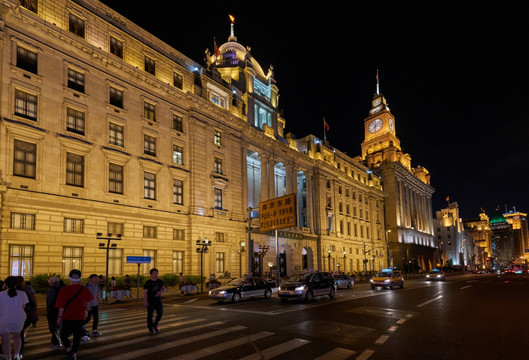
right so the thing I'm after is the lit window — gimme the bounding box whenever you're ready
[214,131,222,146]
[13,140,36,179]
[15,89,37,120]
[110,37,123,58]
[143,226,157,239]
[64,218,84,233]
[144,135,156,156]
[215,252,225,273]
[173,179,183,205]
[16,46,37,74]
[66,152,84,187]
[109,163,123,194]
[214,158,223,175]
[66,107,85,135]
[144,101,156,121]
[172,251,184,274]
[173,229,185,241]
[11,213,35,230]
[144,172,156,200]
[173,145,183,165]
[9,245,34,277]
[62,247,83,277]
[69,13,85,38]
[108,248,122,276]
[173,73,183,89]
[67,68,85,93]
[107,222,123,237]
[214,188,223,210]
[109,122,124,147]
[142,249,156,275]
[145,56,155,75]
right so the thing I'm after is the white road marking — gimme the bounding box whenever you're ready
[417,295,443,307]
[388,326,398,332]
[460,285,472,289]
[315,347,357,360]
[375,335,390,344]
[356,349,375,360]
[239,338,310,360]
[396,319,407,324]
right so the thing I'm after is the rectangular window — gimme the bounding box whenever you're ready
[144,134,156,156]
[173,229,185,241]
[108,248,122,277]
[214,157,223,175]
[69,13,85,38]
[107,222,123,237]
[215,232,226,243]
[142,249,156,275]
[172,145,183,165]
[64,218,84,233]
[110,37,123,58]
[215,252,225,273]
[109,122,124,147]
[144,102,156,121]
[11,213,35,230]
[109,163,123,194]
[20,0,38,13]
[67,68,85,93]
[62,247,83,277]
[173,73,183,89]
[13,139,36,178]
[172,251,184,274]
[16,46,38,74]
[143,226,157,239]
[214,131,222,146]
[66,152,84,187]
[9,245,34,277]
[15,89,37,120]
[172,114,183,132]
[173,179,183,205]
[144,172,156,200]
[214,188,223,210]
[145,56,156,75]
[109,87,124,108]
[66,107,85,135]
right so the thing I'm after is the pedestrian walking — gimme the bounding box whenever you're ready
[83,274,103,337]
[56,269,93,360]
[124,275,132,290]
[0,276,29,360]
[46,277,65,348]
[143,268,166,335]
[17,276,36,357]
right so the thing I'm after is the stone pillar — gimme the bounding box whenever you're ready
[268,157,275,199]
[306,171,313,230]
[285,163,294,195]
[260,154,269,202]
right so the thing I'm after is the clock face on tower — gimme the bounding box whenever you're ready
[389,118,394,132]
[368,118,383,133]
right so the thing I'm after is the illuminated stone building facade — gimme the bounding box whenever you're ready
[434,202,474,268]
[0,0,386,279]
[489,209,515,269]
[464,210,493,268]
[361,85,436,273]
[503,209,528,265]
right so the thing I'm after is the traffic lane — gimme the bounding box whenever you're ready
[370,274,529,360]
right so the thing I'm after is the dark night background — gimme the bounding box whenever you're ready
[100,0,529,220]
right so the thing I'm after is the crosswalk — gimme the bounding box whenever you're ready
[20,308,376,360]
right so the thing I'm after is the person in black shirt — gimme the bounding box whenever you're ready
[143,268,166,335]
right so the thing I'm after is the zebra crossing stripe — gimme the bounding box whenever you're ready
[239,338,310,360]
[168,331,274,360]
[77,321,225,357]
[314,347,357,360]
[105,325,248,360]
[356,349,375,360]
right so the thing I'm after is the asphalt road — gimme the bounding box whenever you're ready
[23,273,529,359]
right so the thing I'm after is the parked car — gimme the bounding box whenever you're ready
[370,270,404,289]
[278,271,335,302]
[334,274,354,289]
[426,269,446,281]
[208,276,273,303]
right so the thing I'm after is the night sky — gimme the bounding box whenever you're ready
[100,0,528,220]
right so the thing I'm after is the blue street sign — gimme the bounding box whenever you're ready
[525,249,529,253]
[126,256,152,264]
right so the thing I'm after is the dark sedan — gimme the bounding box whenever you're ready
[208,276,274,303]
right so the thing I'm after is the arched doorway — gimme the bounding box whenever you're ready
[302,247,314,271]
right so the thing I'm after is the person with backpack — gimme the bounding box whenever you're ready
[83,274,102,337]
[56,269,93,360]
[0,276,29,360]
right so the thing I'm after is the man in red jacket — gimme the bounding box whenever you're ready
[56,269,93,360]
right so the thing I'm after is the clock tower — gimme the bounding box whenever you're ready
[361,73,408,170]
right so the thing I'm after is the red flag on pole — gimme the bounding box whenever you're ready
[213,37,221,57]
[324,118,330,131]
[445,196,450,202]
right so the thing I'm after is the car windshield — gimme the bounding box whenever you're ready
[227,278,248,286]
[286,273,312,282]
[375,272,392,277]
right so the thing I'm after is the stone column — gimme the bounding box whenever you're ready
[260,154,269,202]
[285,163,294,195]
[306,171,313,230]
[268,157,275,199]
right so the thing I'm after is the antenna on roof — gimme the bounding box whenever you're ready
[375,69,380,95]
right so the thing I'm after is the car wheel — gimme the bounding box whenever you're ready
[390,282,395,289]
[232,293,241,303]
[305,290,314,302]
[329,287,336,299]
[400,281,404,289]
[264,289,272,299]
[347,282,352,289]
[371,285,375,289]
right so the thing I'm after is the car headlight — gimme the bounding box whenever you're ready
[370,279,374,283]
[437,275,441,278]
[219,290,226,295]
[384,279,390,283]
[208,290,212,295]
[426,275,430,278]
[295,285,307,291]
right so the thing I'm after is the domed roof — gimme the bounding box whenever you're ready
[218,41,266,78]
[489,208,507,225]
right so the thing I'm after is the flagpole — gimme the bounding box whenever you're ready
[323,117,327,141]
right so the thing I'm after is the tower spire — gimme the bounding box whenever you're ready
[375,69,380,95]
[228,14,237,42]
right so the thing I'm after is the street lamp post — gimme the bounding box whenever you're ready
[237,241,246,277]
[196,237,212,294]
[97,232,122,301]
[258,245,269,277]
[385,229,392,269]
[327,249,332,272]
[343,251,347,273]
